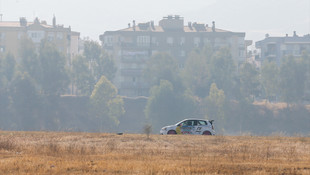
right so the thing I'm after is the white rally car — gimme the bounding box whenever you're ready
[160,118,215,135]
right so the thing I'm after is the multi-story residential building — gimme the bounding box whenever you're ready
[255,32,310,65]
[0,16,80,64]
[100,15,247,97]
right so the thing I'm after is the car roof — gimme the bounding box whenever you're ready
[176,118,211,124]
[183,118,209,121]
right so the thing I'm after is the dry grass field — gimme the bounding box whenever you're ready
[0,131,310,175]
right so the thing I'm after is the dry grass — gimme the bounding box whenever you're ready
[0,131,310,174]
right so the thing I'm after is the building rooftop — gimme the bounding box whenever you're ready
[116,15,231,33]
[118,25,231,33]
[256,32,310,47]
[0,21,57,28]
[0,17,70,30]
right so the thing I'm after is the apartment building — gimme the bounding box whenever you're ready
[0,16,80,63]
[255,32,310,65]
[100,15,247,97]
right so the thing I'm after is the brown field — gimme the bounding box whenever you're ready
[0,131,310,175]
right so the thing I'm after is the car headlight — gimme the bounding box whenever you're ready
[162,127,167,131]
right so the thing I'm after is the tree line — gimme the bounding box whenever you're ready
[144,46,310,133]
[0,38,122,131]
[0,39,309,134]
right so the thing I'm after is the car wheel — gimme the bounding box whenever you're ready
[202,131,212,135]
[167,130,177,134]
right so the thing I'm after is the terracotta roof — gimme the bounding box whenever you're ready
[0,21,31,27]
[0,21,54,28]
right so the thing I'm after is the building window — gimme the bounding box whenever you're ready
[179,63,184,69]
[204,38,211,44]
[137,36,150,46]
[180,50,185,57]
[0,46,5,52]
[57,32,63,40]
[27,30,45,43]
[238,37,244,48]
[151,37,158,45]
[0,33,5,41]
[104,36,113,46]
[267,44,276,55]
[194,37,200,47]
[48,32,55,41]
[167,37,173,45]
[180,37,185,46]
[239,50,245,57]
[18,32,23,40]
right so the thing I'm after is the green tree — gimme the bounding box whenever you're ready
[145,80,197,132]
[203,83,226,130]
[144,52,184,92]
[83,40,116,82]
[93,52,116,82]
[239,62,260,102]
[90,75,125,131]
[279,56,307,105]
[208,47,236,99]
[84,40,102,62]
[261,61,279,102]
[2,53,16,82]
[302,51,310,100]
[0,59,10,127]
[182,47,212,98]
[19,38,42,83]
[71,55,95,95]
[0,53,16,128]
[39,41,69,96]
[10,72,40,130]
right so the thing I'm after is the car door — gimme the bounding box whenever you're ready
[180,120,194,134]
[193,120,203,135]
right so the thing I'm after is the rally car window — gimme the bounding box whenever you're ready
[187,121,193,126]
[183,120,194,126]
[193,120,198,126]
[198,120,207,125]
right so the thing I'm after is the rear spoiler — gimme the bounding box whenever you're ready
[209,120,214,125]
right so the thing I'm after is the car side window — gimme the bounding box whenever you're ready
[181,121,187,126]
[193,120,198,126]
[198,120,207,125]
[185,120,193,126]
[186,121,192,126]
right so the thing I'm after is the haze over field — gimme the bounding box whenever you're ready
[1,0,310,134]
[1,0,309,42]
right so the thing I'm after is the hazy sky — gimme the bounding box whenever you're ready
[1,0,309,45]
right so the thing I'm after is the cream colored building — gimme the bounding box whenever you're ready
[0,16,80,63]
[100,15,248,97]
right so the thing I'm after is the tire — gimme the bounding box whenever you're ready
[167,130,177,135]
[202,131,212,135]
